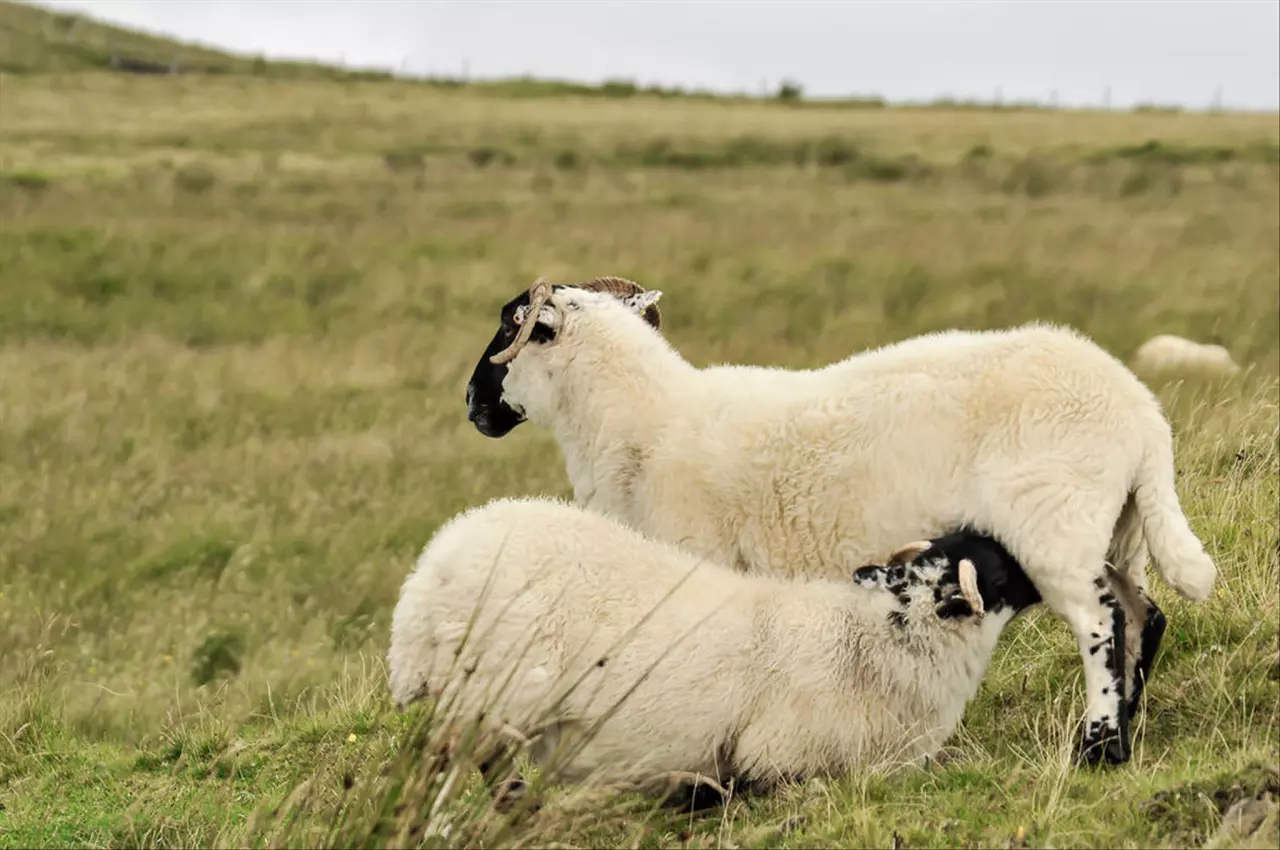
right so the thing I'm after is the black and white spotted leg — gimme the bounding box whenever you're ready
[1127,595,1167,721]
[1102,564,1163,723]
[1065,579,1131,766]
[478,750,533,814]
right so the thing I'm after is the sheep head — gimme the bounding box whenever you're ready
[487,276,556,366]
[489,276,662,365]
[465,275,665,438]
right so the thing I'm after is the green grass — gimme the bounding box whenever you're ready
[1,10,1278,846]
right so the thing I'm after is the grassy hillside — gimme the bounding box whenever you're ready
[0,0,393,78]
[1,0,1252,111]
[0,32,1278,850]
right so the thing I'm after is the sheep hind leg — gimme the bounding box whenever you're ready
[1056,578,1130,766]
[997,510,1130,765]
[1116,583,1167,721]
[975,456,1134,765]
[657,775,733,813]
[656,770,774,814]
[1126,590,1167,721]
[1103,566,1166,723]
[1105,492,1163,722]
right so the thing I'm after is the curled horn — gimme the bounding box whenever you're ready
[573,276,662,330]
[489,277,555,365]
[957,559,985,618]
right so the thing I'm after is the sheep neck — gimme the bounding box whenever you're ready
[549,336,691,518]
[871,606,1013,706]
[829,590,1015,701]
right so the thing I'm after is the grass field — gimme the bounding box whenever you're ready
[1,5,1279,847]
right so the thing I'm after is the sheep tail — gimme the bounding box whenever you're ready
[1130,421,1217,601]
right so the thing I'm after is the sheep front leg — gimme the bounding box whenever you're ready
[478,750,532,814]
[476,722,552,815]
[1061,579,1130,766]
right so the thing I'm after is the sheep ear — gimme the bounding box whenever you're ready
[622,289,662,315]
[887,540,932,567]
[957,558,985,618]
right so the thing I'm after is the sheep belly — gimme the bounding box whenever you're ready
[536,584,758,784]
[641,383,972,580]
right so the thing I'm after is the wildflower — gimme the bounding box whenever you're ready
[347,733,358,743]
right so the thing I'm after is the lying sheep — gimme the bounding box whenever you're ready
[463,276,1218,766]
[1130,334,1241,380]
[387,497,1040,805]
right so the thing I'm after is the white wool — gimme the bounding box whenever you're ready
[388,497,1017,792]
[488,287,1219,762]
[1130,334,1241,379]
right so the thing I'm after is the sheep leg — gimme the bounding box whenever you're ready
[1023,553,1130,765]
[658,775,732,813]
[474,748,526,812]
[476,722,559,815]
[663,783,722,813]
[1127,595,1167,721]
[974,456,1132,766]
[1103,563,1166,721]
[1059,580,1130,766]
[1104,493,1161,721]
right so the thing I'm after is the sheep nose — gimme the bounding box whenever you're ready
[465,384,475,408]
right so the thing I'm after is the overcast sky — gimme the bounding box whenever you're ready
[34,0,1280,111]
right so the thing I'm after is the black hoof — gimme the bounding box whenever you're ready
[1077,728,1131,767]
[492,777,539,814]
[667,782,729,813]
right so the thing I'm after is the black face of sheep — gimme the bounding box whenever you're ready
[854,529,1042,619]
[466,287,559,438]
[923,530,1043,616]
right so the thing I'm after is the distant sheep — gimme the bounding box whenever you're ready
[1130,334,1241,380]
[387,497,1041,806]
[463,276,1218,766]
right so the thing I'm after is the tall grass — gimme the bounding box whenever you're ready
[0,63,1276,848]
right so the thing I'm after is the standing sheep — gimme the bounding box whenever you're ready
[462,276,1218,766]
[388,497,1041,805]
